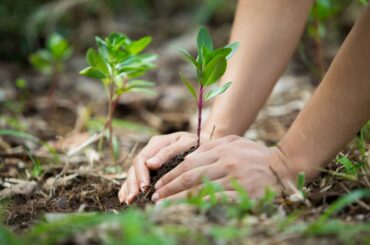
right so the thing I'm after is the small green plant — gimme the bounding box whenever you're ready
[29,33,73,105]
[80,32,157,156]
[179,27,239,146]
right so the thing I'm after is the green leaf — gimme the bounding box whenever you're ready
[197,27,213,52]
[107,32,127,49]
[86,48,109,75]
[127,87,157,95]
[95,36,110,60]
[337,155,356,175]
[202,55,227,86]
[79,66,107,79]
[297,172,305,192]
[127,80,155,88]
[204,82,231,101]
[129,36,152,54]
[0,129,40,143]
[180,73,197,99]
[204,47,231,65]
[225,42,240,59]
[47,33,72,60]
[29,50,52,74]
[178,48,199,68]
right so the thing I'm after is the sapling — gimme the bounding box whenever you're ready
[29,33,73,105]
[80,32,156,155]
[179,27,239,146]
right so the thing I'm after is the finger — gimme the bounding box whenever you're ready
[155,151,218,189]
[126,168,140,204]
[146,137,196,169]
[118,182,126,204]
[133,135,178,191]
[156,177,234,203]
[153,167,228,202]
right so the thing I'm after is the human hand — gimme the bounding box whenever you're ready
[118,131,210,204]
[151,135,299,203]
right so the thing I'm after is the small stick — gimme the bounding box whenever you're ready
[67,132,104,157]
[209,125,216,140]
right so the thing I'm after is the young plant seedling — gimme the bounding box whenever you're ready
[80,32,157,156]
[29,33,73,106]
[179,27,239,146]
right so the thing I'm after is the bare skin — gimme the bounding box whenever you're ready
[118,1,370,204]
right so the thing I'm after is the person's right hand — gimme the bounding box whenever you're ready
[118,131,207,204]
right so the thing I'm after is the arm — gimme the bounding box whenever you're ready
[278,3,370,179]
[204,0,314,137]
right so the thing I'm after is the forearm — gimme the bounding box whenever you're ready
[205,0,313,137]
[278,5,370,179]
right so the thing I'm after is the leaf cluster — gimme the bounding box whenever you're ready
[179,27,239,101]
[80,32,157,96]
[29,33,73,74]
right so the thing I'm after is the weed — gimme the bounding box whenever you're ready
[179,27,239,146]
[80,32,156,159]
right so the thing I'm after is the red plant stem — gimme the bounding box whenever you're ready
[197,84,204,147]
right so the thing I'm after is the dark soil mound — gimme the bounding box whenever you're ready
[132,146,197,206]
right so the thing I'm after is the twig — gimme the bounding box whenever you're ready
[49,157,70,198]
[209,125,216,140]
[67,132,104,157]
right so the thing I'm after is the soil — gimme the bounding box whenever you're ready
[132,146,197,206]
[3,174,122,232]
[2,145,197,231]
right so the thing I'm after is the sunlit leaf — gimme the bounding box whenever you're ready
[126,80,155,88]
[29,50,52,74]
[225,42,240,59]
[204,47,231,65]
[204,82,231,101]
[129,36,152,54]
[79,66,107,79]
[47,33,70,59]
[86,48,109,75]
[197,27,213,52]
[178,48,198,68]
[95,36,110,60]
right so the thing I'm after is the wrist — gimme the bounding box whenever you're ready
[274,141,320,181]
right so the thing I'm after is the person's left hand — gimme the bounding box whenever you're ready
[151,135,296,203]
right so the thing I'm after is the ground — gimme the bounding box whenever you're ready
[1,63,369,244]
[0,2,369,243]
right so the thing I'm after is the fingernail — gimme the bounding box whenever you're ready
[152,192,159,202]
[128,193,133,202]
[140,183,146,191]
[146,156,160,166]
[154,180,162,190]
